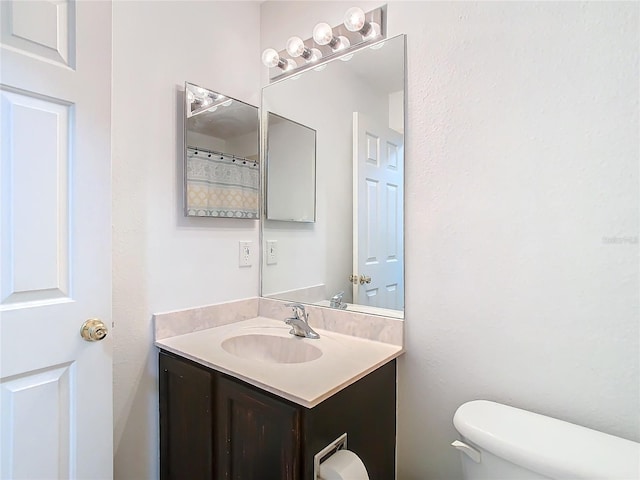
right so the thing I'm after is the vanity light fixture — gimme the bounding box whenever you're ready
[186,84,234,118]
[262,5,386,81]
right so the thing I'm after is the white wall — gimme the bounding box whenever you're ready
[112,2,261,478]
[262,2,639,479]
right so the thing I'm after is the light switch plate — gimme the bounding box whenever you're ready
[266,240,277,265]
[239,241,252,267]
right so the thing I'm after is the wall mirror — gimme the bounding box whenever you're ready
[261,34,406,318]
[266,112,316,222]
[184,82,259,219]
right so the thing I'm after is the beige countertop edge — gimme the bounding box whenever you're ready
[156,342,404,408]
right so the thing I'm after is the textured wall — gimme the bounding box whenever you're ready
[262,2,639,479]
[111,2,261,478]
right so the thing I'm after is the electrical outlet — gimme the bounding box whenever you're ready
[266,240,278,265]
[239,241,252,267]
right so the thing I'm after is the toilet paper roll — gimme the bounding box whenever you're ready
[319,449,370,480]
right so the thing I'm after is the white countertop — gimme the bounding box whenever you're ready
[155,316,403,408]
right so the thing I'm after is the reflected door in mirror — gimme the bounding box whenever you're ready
[353,112,404,310]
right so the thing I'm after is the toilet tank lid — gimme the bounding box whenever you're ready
[453,400,640,480]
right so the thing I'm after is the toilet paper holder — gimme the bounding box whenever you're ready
[314,433,348,480]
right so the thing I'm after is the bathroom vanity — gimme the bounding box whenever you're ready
[159,350,395,480]
[155,310,403,480]
[162,23,407,479]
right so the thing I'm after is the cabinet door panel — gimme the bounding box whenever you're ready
[159,352,215,480]
[217,376,301,480]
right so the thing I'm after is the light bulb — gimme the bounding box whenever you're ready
[313,22,334,45]
[286,36,322,63]
[286,36,306,57]
[262,48,280,68]
[344,7,366,32]
[201,96,212,106]
[186,90,195,104]
[206,106,217,113]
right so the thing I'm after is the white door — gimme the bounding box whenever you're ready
[0,1,112,479]
[353,112,404,310]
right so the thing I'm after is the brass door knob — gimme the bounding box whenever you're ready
[359,275,371,285]
[349,274,359,285]
[80,319,108,342]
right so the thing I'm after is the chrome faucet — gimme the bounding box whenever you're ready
[284,303,320,339]
[329,291,347,309]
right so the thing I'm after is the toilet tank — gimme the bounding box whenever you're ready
[453,400,640,480]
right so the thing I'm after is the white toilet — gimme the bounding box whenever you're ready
[452,400,640,480]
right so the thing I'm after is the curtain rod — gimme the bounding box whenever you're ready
[187,145,258,165]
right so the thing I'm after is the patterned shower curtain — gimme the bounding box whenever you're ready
[186,147,259,218]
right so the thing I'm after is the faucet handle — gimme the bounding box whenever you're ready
[284,302,306,319]
[331,291,344,301]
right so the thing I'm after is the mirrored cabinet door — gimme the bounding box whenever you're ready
[184,82,259,219]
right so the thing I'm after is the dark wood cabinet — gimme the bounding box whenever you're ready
[159,352,215,479]
[159,350,396,480]
[216,376,301,480]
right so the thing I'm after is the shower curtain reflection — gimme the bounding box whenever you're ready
[186,146,259,218]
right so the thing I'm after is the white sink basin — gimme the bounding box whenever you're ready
[221,334,322,364]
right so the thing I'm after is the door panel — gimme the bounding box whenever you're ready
[1,363,74,479]
[217,376,301,480]
[0,1,112,478]
[1,88,72,307]
[159,352,214,480]
[0,0,75,67]
[353,112,404,310]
